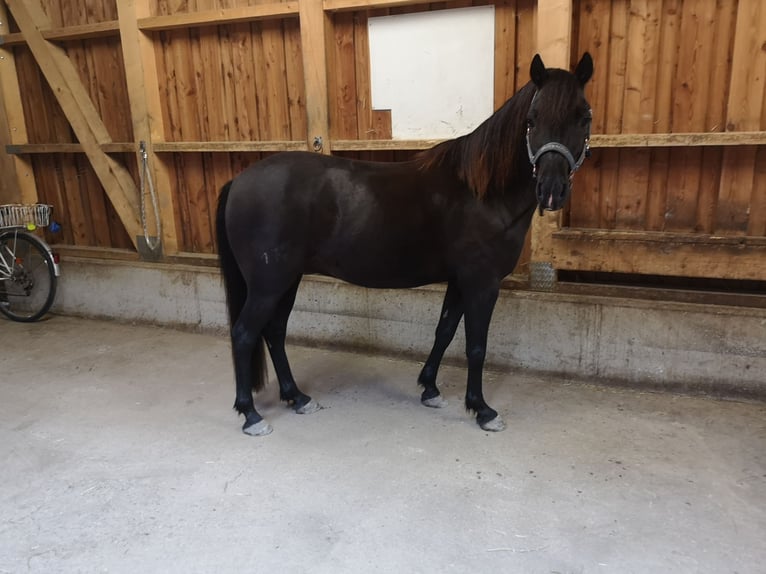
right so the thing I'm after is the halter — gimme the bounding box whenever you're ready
[525,91,592,180]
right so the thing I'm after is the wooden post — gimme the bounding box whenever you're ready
[0,0,38,205]
[529,0,573,289]
[117,0,180,255]
[299,0,331,154]
[5,0,143,249]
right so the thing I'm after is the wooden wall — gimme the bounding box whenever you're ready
[1,0,764,282]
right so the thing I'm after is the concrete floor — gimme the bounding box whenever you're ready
[1,316,765,574]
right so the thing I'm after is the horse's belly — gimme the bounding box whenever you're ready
[309,242,447,289]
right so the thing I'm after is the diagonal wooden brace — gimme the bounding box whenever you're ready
[6,0,143,249]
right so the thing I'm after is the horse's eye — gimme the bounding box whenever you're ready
[526,118,535,129]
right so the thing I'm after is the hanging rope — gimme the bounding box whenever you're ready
[139,141,162,252]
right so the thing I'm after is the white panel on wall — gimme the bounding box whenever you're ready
[368,6,495,140]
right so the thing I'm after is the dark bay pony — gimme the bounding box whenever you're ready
[217,53,594,435]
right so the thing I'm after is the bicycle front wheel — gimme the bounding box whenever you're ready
[0,231,58,322]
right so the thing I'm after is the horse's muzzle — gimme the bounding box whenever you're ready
[536,176,571,215]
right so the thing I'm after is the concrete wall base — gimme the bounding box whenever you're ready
[53,257,766,398]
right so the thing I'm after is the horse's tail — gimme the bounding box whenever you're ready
[216,181,268,393]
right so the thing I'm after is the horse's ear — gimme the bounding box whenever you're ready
[530,54,548,87]
[575,52,594,85]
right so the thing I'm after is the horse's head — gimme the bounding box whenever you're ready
[526,52,593,215]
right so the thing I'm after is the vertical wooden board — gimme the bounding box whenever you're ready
[705,0,737,132]
[153,33,175,140]
[75,155,114,247]
[222,24,246,141]
[329,12,358,139]
[353,11,373,139]
[715,146,757,234]
[14,49,52,144]
[514,0,535,91]
[158,32,182,140]
[172,30,202,141]
[716,0,765,234]
[60,154,92,245]
[187,152,214,253]
[604,0,627,134]
[188,28,211,141]
[614,0,660,229]
[696,146,723,234]
[597,0,628,229]
[197,27,226,140]
[32,155,73,245]
[283,17,307,140]
[299,0,330,152]
[493,0,517,109]
[570,0,612,229]
[262,19,291,140]
[664,147,703,232]
[645,0,679,231]
[250,22,274,140]
[748,146,766,237]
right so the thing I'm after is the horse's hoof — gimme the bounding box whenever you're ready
[480,416,506,432]
[295,399,322,415]
[422,395,448,408]
[243,419,273,436]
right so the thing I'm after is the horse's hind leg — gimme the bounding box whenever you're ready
[232,294,281,436]
[263,276,320,415]
[418,280,464,408]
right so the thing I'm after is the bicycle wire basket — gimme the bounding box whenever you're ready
[0,204,53,229]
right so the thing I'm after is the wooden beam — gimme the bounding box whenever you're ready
[6,0,142,248]
[590,131,766,148]
[0,0,37,205]
[118,0,181,254]
[324,0,433,12]
[153,141,307,153]
[8,130,766,157]
[530,0,572,288]
[137,3,299,32]
[299,0,331,154]
[551,229,766,281]
[330,139,442,151]
[0,20,120,46]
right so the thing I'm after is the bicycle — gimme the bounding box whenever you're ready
[0,204,60,322]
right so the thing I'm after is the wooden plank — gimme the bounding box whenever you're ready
[529,0,571,286]
[493,0,517,109]
[263,20,291,140]
[0,2,38,205]
[138,3,299,32]
[118,0,181,254]
[329,12,357,139]
[614,0,659,229]
[299,0,331,153]
[569,0,610,229]
[7,131,765,155]
[514,0,536,92]
[330,138,442,150]
[353,10,373,139]
[0,21,120,46]
[598,0,628,230]
[324,0,433,11]
[283,17,307,141]
[551,229,766,281]
[6,0,142,248]
[645,0,679,232]
[716,0,766,234]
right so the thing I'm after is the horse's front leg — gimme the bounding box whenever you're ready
[418,280,464,408]
[463,285,505,431]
